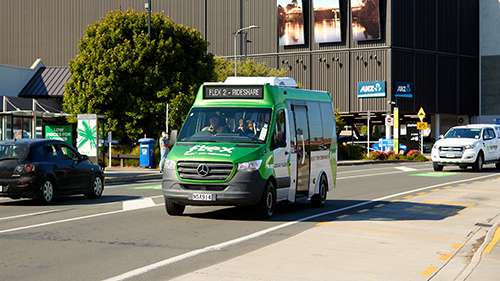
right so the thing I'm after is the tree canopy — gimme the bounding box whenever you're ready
[64,8,215,144]
[214,57,287,82]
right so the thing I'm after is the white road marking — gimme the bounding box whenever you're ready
[103,174,496,281]
[123,198,156,210]
[395,166,418,172]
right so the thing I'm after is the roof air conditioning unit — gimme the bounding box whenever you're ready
[457,115,468,125]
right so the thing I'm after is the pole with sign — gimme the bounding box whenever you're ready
[417,107,426,152]
[367,110,370,156]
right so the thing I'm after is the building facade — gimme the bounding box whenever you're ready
[1,0,496,138]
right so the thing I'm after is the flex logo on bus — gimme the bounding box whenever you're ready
[184,145,234,157]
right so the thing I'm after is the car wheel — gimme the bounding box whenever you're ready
[255,181,276,219]
[433,162,444,171]
[39,179,54,204]
[311,174,327,207]
[472,153,484,172]
[165,199,185,216]
[88,175,104,199]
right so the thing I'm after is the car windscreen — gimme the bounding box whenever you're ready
[0,144,29,160]
[444,128,481,139]
[177,107,272,143]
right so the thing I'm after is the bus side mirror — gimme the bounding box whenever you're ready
[169,130,178,144]
[271,131,286,151]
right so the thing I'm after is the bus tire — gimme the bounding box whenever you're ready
[255,181,276,219]
[165,199,185,216]
[311,174,327,207]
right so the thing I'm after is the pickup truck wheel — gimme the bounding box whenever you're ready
[472,153,484,172]
[433,162,443,171]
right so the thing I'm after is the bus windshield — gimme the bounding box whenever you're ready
[177,107,272,143]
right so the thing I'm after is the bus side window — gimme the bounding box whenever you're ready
[271,109,286,150]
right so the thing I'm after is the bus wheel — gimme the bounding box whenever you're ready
[165,199,185,216]
[255,181,276,219]
[311,174,327,207]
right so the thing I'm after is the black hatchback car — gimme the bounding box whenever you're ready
[0,139,104,204]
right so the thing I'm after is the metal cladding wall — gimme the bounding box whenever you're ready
[0,0,479,117]
[391,0,479,116]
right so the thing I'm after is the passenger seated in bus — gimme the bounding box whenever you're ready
[236,119,250,134]
[202,115,228,135]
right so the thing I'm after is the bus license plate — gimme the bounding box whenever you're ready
[192,193,213,201]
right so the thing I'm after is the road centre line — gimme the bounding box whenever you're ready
[104,174,496,281]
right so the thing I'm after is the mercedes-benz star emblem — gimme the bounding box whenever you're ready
[197,164,209,176]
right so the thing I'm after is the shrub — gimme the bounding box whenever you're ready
[338,143,366,160]
[368,150,387,161]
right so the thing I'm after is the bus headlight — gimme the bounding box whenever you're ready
[164,159,176,170]
[237,160,262,171]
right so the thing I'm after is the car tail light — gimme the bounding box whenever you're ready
[15,164,36,173]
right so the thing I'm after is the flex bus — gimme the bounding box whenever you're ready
[162,77,337,218]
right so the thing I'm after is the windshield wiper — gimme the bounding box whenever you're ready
[0,157,19,161]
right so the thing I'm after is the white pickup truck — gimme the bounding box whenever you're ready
[431,124,500,172]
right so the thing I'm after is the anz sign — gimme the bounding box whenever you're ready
[395,81,413,98]
[358,81,386,98]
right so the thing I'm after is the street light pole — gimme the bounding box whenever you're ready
[232,25,259,77]
[145,0,151,42]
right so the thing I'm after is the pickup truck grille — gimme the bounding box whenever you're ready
[437,146,464,158]
[439,146,464,152]
[177,161,234,181]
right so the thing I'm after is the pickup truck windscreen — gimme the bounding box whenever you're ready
[444,128,481,139]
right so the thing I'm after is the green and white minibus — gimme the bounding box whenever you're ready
[162,77,337,218]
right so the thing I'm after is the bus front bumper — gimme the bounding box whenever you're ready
[162,169,266,207]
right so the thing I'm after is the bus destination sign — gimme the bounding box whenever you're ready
[203,85,264,99]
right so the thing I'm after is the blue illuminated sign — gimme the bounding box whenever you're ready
[395,81,413,98]
[357,81,386,98]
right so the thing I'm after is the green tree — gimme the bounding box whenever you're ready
[214,57,287,82]
[335,108,346,137]
[64,8,215,144]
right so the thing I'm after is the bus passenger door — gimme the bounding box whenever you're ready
[292,105,310,198]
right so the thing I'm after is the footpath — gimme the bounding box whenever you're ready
[103,161,500,280]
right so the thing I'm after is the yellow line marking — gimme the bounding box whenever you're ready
[431,189,440,192]
[458,183,467,186]
[358,209,370,213]
[391,199,400,202]
[472,181,481,184]
[316,222,329,226]
[451,243,463,249]
[374,204,385,208]
[421,266,438,276]
[444,186,453,189]
[417,192,427,195]
[422,201,475,207]
[324,224,467,241]
[485,179,493,181]
[483,226,500,254]
[404,196,414,199]
[439,253,453,261]
[453,189,500,194]
[336,215,350,219]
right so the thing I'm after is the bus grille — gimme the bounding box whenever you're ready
[177,161,234,181]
